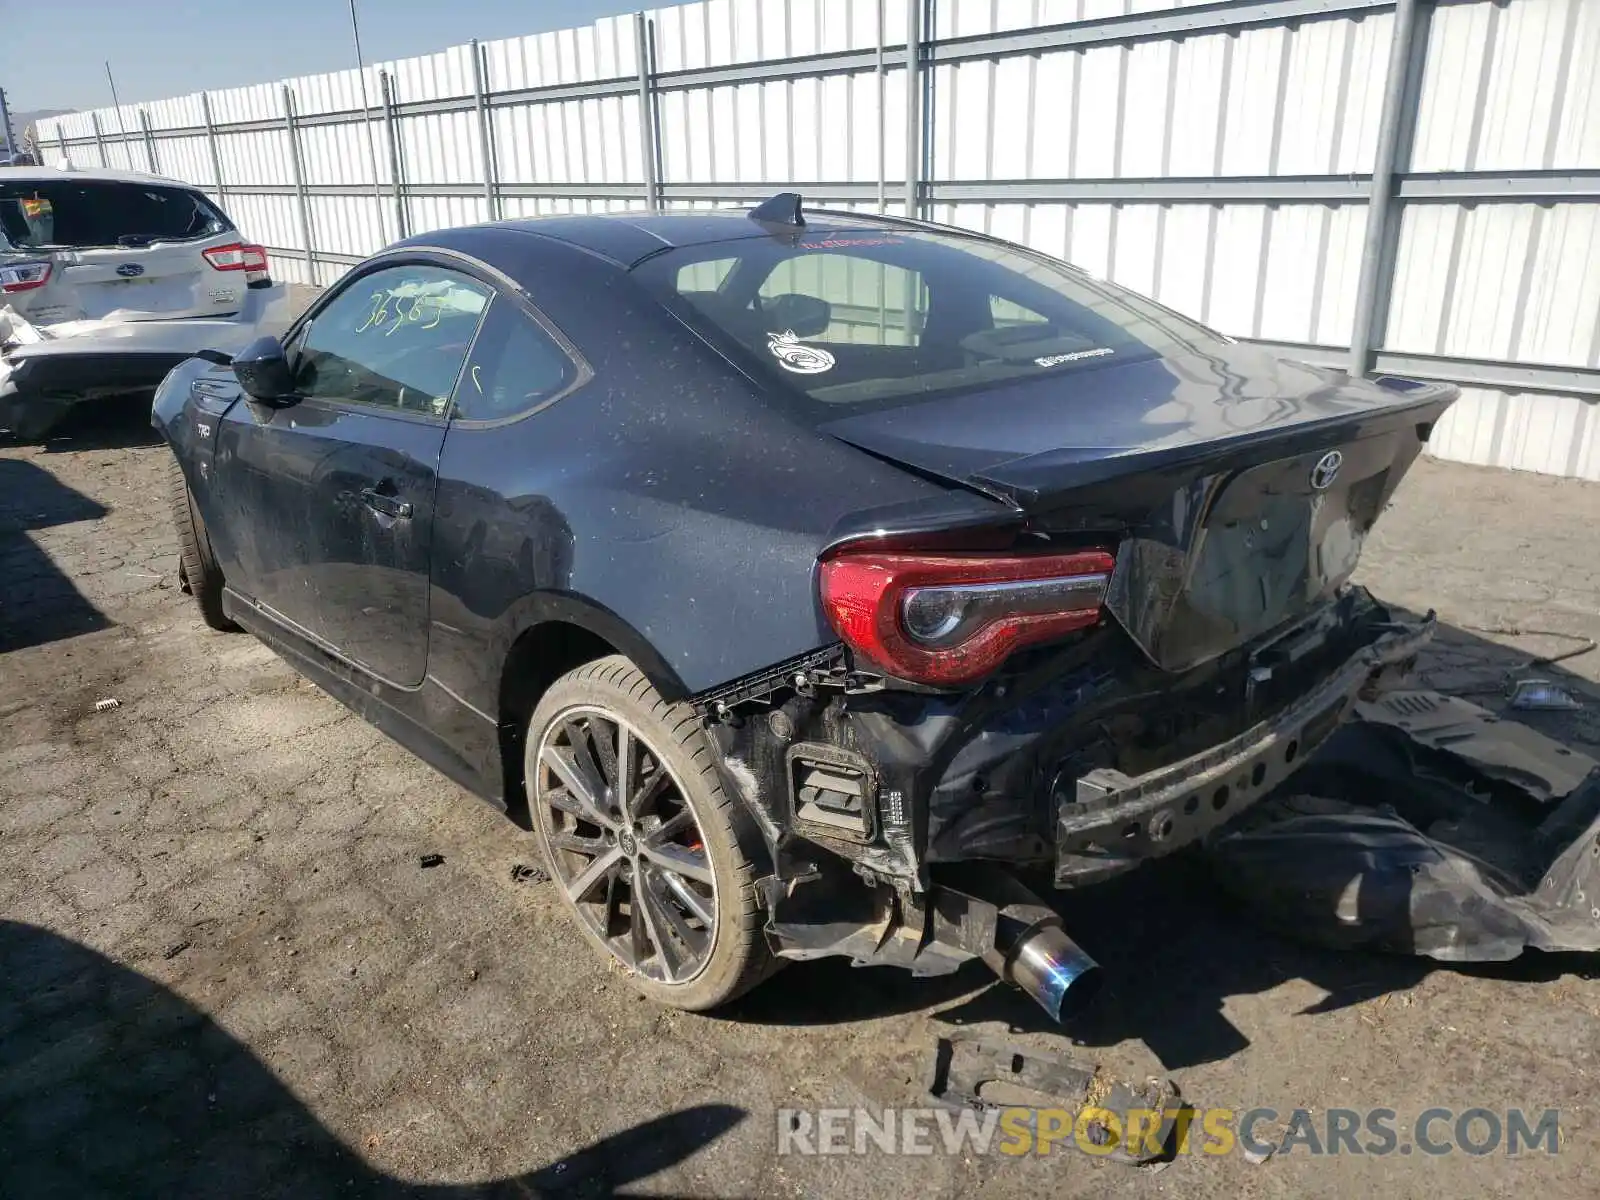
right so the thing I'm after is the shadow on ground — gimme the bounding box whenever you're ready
[0,458,111,651]
[0,395,162,453]
[0,922,743,1199]
[36,394,164,453]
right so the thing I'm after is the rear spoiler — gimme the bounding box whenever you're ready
[969,386,1457,509]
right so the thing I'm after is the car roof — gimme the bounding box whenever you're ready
[404,204,958,270]
[0,165,198,189]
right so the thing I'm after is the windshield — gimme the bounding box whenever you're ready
[633,226,1226,413]
[0,180,233,249]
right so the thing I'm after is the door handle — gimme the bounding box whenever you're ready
[360,487,413,520]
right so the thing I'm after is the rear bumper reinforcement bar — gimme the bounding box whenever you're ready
[1054,613,1436,885]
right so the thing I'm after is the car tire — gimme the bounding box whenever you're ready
[526,655,777,1011]
[168,456,237,632]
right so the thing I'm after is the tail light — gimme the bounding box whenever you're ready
[0,261,52,293]
[819,548,1117,686]
[202,242,272,287]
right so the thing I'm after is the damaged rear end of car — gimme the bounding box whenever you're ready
[639,224,1458,1020]
[702,429,1444,1017]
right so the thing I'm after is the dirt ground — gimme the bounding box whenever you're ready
[4,392,1600,1197]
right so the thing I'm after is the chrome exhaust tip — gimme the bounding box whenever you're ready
[937,866,1105,1024]
[1003,922,1103,1022]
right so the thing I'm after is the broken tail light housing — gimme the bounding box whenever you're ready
[0,261,52,293]
[202,242,272,288]
[819,548,1117,686]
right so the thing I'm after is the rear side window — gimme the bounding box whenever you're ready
[634,228,1225,414]
[0,180,233,249]
[451,300,582,421]
[292,264,491,416]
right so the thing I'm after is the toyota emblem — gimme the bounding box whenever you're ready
[1309,450,1343,491]
[116,263,145,277]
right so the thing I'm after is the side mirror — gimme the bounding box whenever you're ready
[232,335,297,404]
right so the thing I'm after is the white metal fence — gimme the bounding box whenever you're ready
[36,0,1600,480]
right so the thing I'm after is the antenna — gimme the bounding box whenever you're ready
[748,192,805,229]
[105,61,124,124]
[347,0,388,236]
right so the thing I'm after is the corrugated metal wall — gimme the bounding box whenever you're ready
[34,0,1600,480]
[1390,0,1600,476]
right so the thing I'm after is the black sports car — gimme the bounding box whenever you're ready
[155,194,1453,1020]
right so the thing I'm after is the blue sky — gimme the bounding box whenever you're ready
[6,0,645,113]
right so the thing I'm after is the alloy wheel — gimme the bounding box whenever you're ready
[533,705,718,985]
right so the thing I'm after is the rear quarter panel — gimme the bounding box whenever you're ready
[419,230,1003,715]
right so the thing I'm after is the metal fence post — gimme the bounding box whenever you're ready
[55,129,69,167]
[635,11,662,212]
[876,0,888,213]
[1348,0,1428,377]
[470,39,500,221]
[138,108,159,175]
[904,0,923,220]
[200,92,227,204]
[281,86,317,283]
[1362,0,1435,377]
[380,70,408,240]
[0,89,16,161]
[90,111,107,169]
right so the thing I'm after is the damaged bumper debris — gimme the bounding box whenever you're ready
[702,589,1435,1020]
[1208,689,1600,961]
[0,287,289,439]
[928,1036,1184,1165]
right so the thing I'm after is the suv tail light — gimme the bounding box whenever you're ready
[202,242,272,287]
[819,548,1117,686]
[0,261,52,293]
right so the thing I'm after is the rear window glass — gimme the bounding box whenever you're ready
[0,180,233,249]
[633,228,1225,413]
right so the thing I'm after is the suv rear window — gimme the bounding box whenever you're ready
[0,179,233,250]
[634,227,1224,413]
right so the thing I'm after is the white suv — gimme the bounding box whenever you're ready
[0,165,292,439]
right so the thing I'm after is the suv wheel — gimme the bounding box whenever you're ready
[526,655,776,1010]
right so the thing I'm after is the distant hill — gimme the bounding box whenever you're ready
[5,109,77,153]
